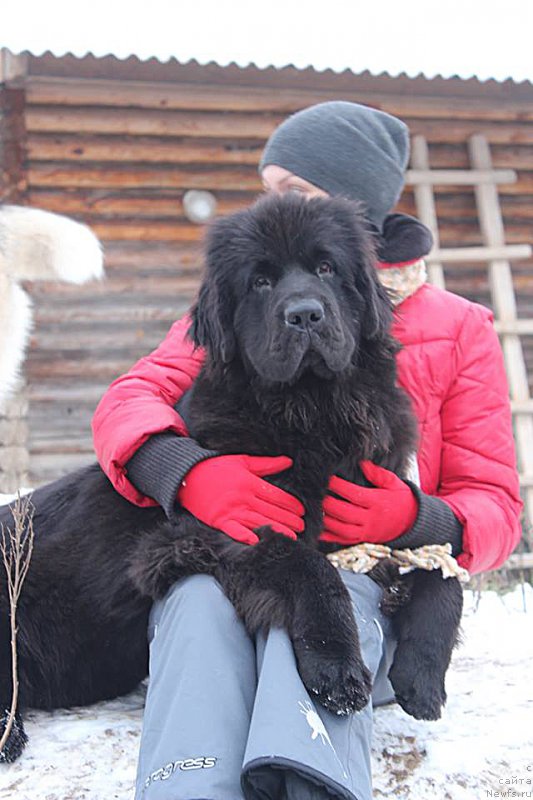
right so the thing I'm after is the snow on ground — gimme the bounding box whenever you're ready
[1,490,532,799]
[371,584,533,799]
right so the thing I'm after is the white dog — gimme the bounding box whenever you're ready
[0,206,103,406]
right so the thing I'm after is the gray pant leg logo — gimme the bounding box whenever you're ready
[299,701,333,746]
[298,701,348,779]
[144,755,217,790]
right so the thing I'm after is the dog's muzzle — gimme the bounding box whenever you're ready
[250,293,355,383]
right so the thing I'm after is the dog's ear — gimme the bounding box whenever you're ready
[356,260,393,340]
[189,209,253,362]
[329,197,393,341]
[354,230,393,339]
[189,273,236,363]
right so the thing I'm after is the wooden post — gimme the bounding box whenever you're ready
[0,76,27,203]
[0,61,29,493]
[0,50,28,84]
[468,133,533,527]
[409,135,445,289]
[0,390,29,492]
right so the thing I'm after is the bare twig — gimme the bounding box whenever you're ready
[0,493,34,756]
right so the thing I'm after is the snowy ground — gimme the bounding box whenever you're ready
[1,492,532,799]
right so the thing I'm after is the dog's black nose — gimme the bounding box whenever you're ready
[284,299,325,330]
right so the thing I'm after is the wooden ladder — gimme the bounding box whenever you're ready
[408,133,533,564]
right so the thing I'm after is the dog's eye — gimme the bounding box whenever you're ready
[253,276,271,289]
[317,261,334,277]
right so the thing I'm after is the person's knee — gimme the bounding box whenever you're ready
[153,574,238,631]
[338,570,390,678]
[340,570,383,607]
[169,573,223,598]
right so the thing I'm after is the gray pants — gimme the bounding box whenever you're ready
[134,570,397,800]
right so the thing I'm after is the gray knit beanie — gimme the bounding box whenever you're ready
[259,101,410,230]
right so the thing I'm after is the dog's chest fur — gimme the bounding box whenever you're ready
[186,353,417,542]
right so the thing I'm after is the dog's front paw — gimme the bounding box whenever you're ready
[388,644,446,721]
[128,524,221,600]
[0,709,28,763]
[294,638,372,715]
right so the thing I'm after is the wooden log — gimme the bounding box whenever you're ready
[27,290,532,338]
[31,325,183,350]
[426,144,533,171]
[26,134,263,164]
[28,163,262,190]
[27,137,533,183]
[25,357,148,380]
[25,76,533,122]
[444,273,533,292]
[104,260,202,277]
[95,222,207,242]
[25,186,533,214]
[25,106,533,145]
[341,191,533,216]
[89,221,533,245]
[34,302,190,323]
[26,107,284,138]
[28,410,95,439]
[25,189,251,218]
[406,120,533,146]
[25,189,533,224]
[15,195,533,243]
[28,384,114,404]
[25,133,533,179]
[26,162,533,195]
[27,452,95,486]
[29,430,96,450]
[31,305,193,324]
[28,272,201,294]
[25,269,533,311]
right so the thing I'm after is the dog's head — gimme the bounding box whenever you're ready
[190,193,392,385]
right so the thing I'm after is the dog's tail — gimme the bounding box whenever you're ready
[0,206,103,406]
[0,205,103,283]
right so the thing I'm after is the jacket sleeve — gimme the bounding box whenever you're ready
[436,304,523,574]
[92,314,207,507]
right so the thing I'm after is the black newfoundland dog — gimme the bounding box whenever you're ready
[0,193,462,762]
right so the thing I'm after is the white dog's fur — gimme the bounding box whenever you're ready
[0,206,104,406]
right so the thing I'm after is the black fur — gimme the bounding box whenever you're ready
[0,194,462,760]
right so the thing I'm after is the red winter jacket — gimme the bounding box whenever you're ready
[92,282,523,575]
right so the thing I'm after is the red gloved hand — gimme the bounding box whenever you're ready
[319,460,418,545]
[178,454,305,545]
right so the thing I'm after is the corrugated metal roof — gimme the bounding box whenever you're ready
[2,47,532,88]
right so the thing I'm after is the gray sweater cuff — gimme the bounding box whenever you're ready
[125,433,217,519]
[387,482,463,557]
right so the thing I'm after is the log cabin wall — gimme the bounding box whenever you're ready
[1,51,532,488]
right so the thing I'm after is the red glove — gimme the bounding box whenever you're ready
[178,454,305,545]
[319,460,418,545]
